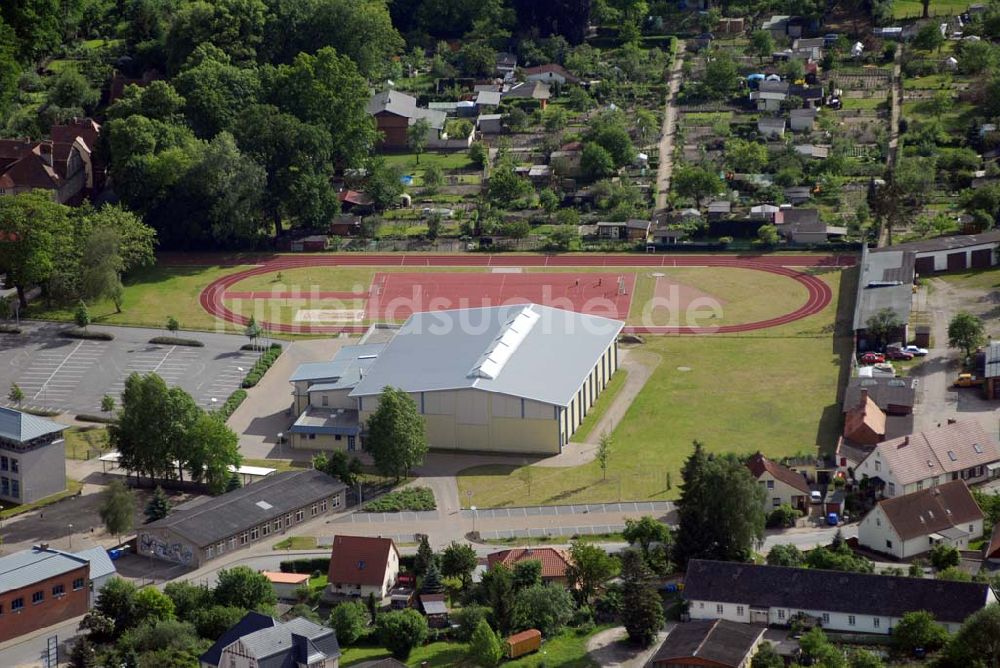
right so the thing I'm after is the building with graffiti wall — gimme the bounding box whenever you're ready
[138,470,347,569]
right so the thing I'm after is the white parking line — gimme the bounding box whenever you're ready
[31,340,84,400]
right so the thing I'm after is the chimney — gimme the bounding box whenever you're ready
[38,141,53,167]
[859,388,869,409]
[903,436,909,446]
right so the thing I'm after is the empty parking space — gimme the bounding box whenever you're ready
[0,323,254,414]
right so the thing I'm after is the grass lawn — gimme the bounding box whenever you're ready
[242,458,308,472]
[383,152,475,172]
[273,536,319,550]
[840,97,887,111]
[903,74,965,90]
[341,626,605,667]
[572,370,628,442]
[64,426,109,460]
[27,264,254,332]
[893,0,967,18]
[457,269,852,507]
[936,266,1000,291]
[0,479,83,519]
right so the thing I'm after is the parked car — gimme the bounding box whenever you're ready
[810,490,823,504]
[886,350,914,360]
[860,352,885,364]
[903,345,929,356]
[954,373,984,388]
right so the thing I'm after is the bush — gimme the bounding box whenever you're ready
[215,390,247,421]
[241,346,283,388]
[452,604,492,641]
[23,407,62,417]
[766,504,801,528]
[240,342,283,352]
[148,336,205,347]
[60,328,113,340]
[76,413,116,424]
[364,487,436,512]
[0,324,21,334]
[930,542,961,570]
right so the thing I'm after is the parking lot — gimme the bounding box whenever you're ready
[0,322,258,414]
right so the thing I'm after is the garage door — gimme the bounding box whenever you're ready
[972,248,993,268]
[947,252,967,271]
[914,256,935,275]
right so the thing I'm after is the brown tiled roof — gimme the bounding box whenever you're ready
[487,547,571,579]
[746,452,810,494]
[843,392,886,444]
[650,620,765,667]
[864,420,1000,486]
[875,480,983,541]
[984,522,1000,560]
[328,536,398,587]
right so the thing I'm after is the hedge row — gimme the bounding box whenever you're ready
[280,557,330,574]
[241,345,283,388]
[240,342,282,352]
[60,328,113,340]
[215,389,247,421]
[76,413,116,424]
[148,336,205,347]
[23,407,61,417]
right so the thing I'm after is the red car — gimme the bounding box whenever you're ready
[886,349,914,360]
[860,352,885,364]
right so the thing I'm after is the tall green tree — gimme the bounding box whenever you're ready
[214,566,277,609]
[865,308,902,350]
[186,413,242,494]
[441,541,478,589]
[565,541,618,605]
[375,609,429,660]
[365,387,428,480]
[480,563,515,634]
[948,311,986,360]
[620,549,664,646]
[623,516,670,556]
[673,166,722,208]
[414,535,435,578]
[468,618,504,667]
[144,486,171,523]
[174,55,263,138]
[165,0,267,71]
[938,603,1000,666]
[99,481,136,547]
[408,118,431,164]
[329,600,369,646]
[0,191,74,306]
[0,17,19,120]
[512,583,575,636]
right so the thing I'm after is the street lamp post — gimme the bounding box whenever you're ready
[471,506,477,534]
[67,523,73,550]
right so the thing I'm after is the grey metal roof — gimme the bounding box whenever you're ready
[853,247,914,330]
[365,90,446,129]
[476,90,502,106]
[872,229,1000,255]
[0,407,64,443]
[349,304,623,407]
[69,547,116,580]
[144,470,346,547]
[289,407,361,436]
[201,612,276,667]
[241,617,340,665]
[0,547,91,594]
[289,344,384,384]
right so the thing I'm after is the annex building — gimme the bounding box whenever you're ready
[289,304,623,456]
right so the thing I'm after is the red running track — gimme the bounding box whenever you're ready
[200,254,851,335]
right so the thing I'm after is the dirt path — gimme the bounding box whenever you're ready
[655,42,686,213]
[586,626,670,667]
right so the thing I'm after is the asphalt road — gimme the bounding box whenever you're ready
[0,322,258,414]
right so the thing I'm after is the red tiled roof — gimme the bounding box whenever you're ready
[985,522,1000,560]
[486,547,571,579]
[843,392,887,444]
[328,535,398,587]
[746,452,811,494]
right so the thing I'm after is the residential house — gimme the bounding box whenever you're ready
[648,619,766,668]
[843,389,887,446]
[487,547,572,585]
[475,90,502,112]
[595,219,651,242]
[757,117,786,138]
[262,571,310,601]
[0,118,101,204]
[496,52,517,80]
[684,558,995,634]
[858,480,983,559]
[521,63,581,86]
[366,90,447,149]
[327,536,400,602]
[139,470,347,568]
[782,186,812,204]
[0,407,66,505]
[0,545,116,643]
[844,377,916,416]
[854,420,1000,498]
[789,84,824,108]
[750,204,780,222]
[502,81,552,109]
[199,612,341,668]
[789,108,817,132]
[477,113,504,135]
[746,452,811,512]
[707,200,732,220]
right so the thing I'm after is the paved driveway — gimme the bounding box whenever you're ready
[0,322,256,413]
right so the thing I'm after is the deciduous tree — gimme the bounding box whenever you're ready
[99,481,135,546]
[441,541,478,589]
[329,600,369,646]
[213,566,277,610]
[565,541,618,605]
[948,311,985,360]
[366,387,428,480]
[375,609,429,660]
[512,583,575,636]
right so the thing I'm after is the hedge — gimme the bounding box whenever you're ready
[23,407,62,417]
[148,336,205,347]
[363,487,436,512]
[241,345,283,388]
[241,342,283,352]
[0,324,21,334]
[76,413,116,424]
[60,328,113,340]
[215,389,247,421]
[280,557,330,574]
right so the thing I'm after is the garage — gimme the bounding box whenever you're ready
[972,248,993,268]
[914,257,935,275]
[947,252,967,271]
